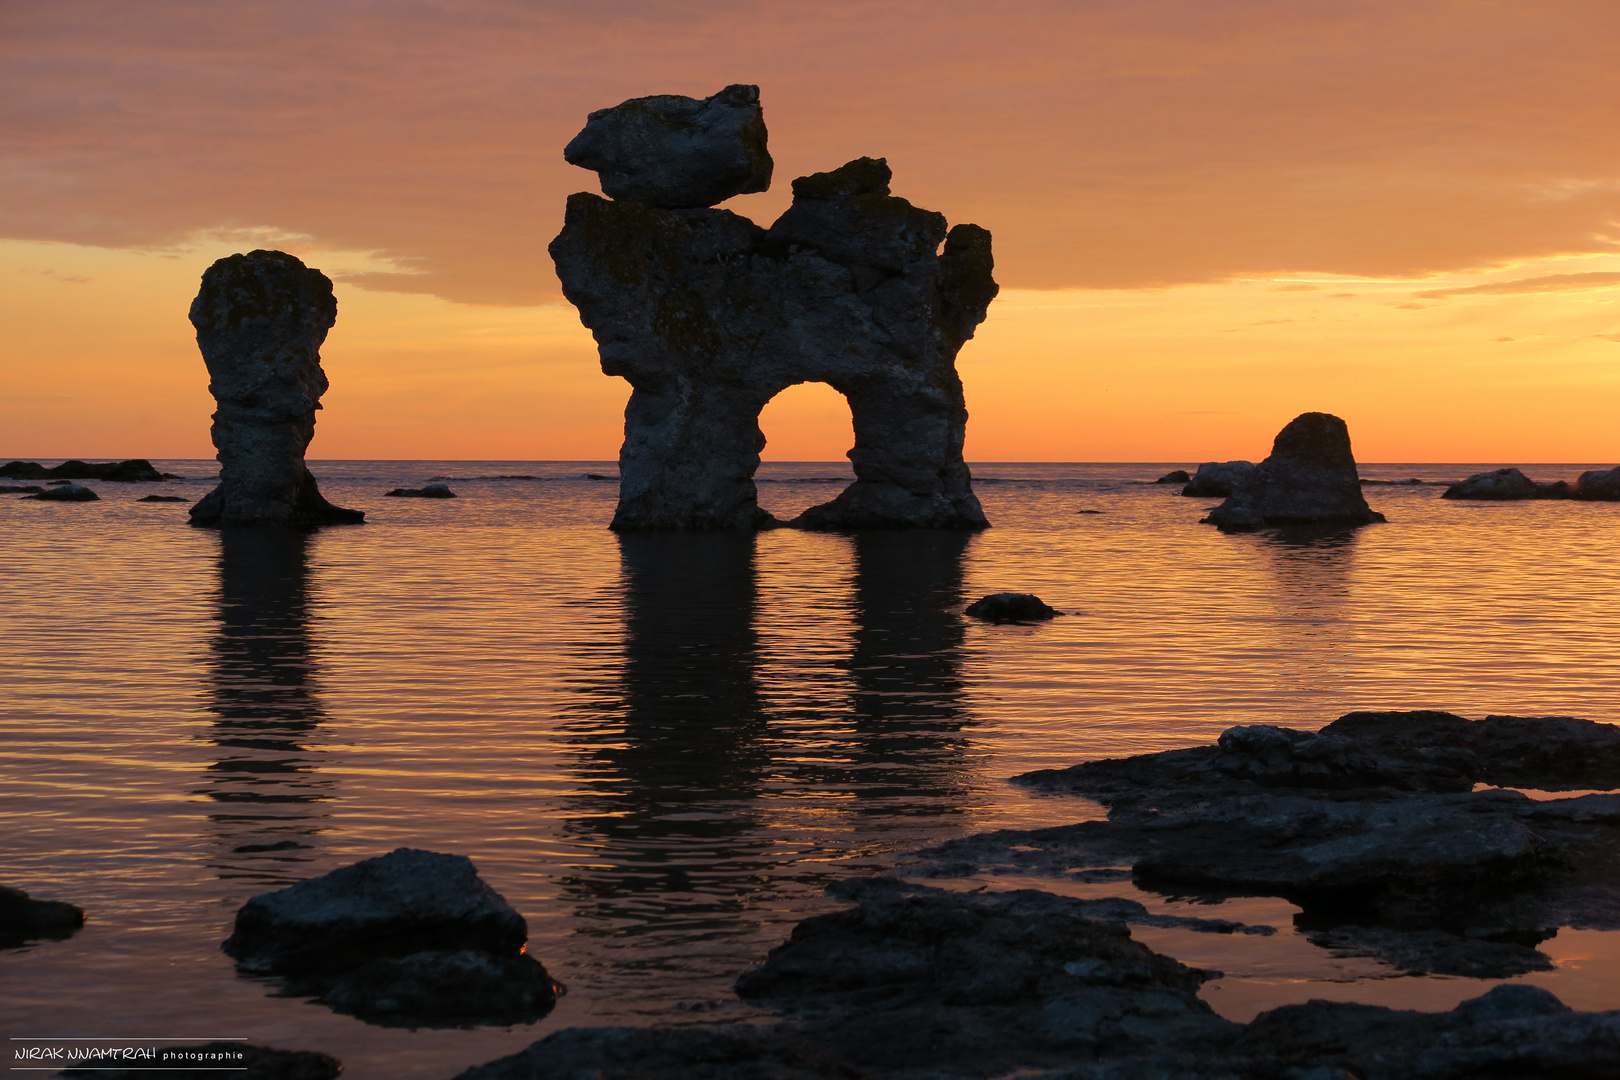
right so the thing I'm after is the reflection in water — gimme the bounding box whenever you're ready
[557,530,976,981]
[199,528,332,881]
[842,531,974,809]
[1254,526,1360,711]
[560,533,771,931]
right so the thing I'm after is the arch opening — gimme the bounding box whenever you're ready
[755,381,855,521]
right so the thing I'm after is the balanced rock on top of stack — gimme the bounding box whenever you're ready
[1203,412,1385,531]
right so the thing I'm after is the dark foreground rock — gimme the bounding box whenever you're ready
[1,458,165,482]
[1154,469,1190,484]
[385,483,456,498]
[1,885,84,947]
[223,848,557,1028]
[137,494,190,503]
[903,710,1620,978]
[965,592,1061,622]
[187,250,363,528]
[1203,413,1384,530]
[564,83,772,209]
[23,483,98,502]
[58,1043,339,1080]
[553,86,996,531]
[1181,460,1255,497]
[450,881,1620,1079]
[1576,464,1620,500]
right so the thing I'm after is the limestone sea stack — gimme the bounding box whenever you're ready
[187,250,363,528]
[552,86,996,531]
[1202,412,1385,530]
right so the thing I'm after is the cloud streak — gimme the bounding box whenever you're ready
[1414,272,1620,299]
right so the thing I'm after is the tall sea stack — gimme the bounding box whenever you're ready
[188,250,363,528]
[1203,412,1384,530]
[550,85,996,531]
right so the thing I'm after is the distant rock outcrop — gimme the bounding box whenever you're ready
[1576,465,1620,500]
[1153,469,1190,484]
[186,250,363,528]
[965,593,1061,622]
[1443,467,1541,500]
[0,459,166,482]
[551,86,996,531]
[384,483,456,499]
[23,483,98,502]
[1180,460,1255,497]
[1202,412,1385,530]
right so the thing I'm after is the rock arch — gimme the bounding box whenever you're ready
[550,87,997,531]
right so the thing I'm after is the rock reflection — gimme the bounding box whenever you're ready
[1254,526,1360,712]
[199,529,332,881]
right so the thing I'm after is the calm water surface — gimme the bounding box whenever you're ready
[5,460,1620,1077]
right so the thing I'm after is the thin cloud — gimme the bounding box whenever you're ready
[1416,272,1620,300]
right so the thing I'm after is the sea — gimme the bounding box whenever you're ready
[4,460,1620,1078]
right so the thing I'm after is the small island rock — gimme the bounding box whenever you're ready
[1576,464,1620,500]
[24,483,98,502]
[384,483,456,498]
[564,83,772,209]
[0,458,164,483]
[1154,469,1190,483]
[1,884,85,946]
[965,593,1061,622]
[1442,467,1540,500]
[1202,412,1385,530]
[1180,460,1256,497]
[222,848,527,976]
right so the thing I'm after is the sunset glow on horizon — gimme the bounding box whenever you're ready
[6,1,1620,463]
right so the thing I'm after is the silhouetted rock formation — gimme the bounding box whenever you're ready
[383,483,455,498]
[1154,469,1190,483]
[965,592,1061,622]
[1444,467,1540,500]
[1577,464,1620,500]
[23,483,98,502]
[186,250,362,528]
[1180,460,1255,497]
[564,84,771,209]
[137,495,189,503]
[1202,413,1384,530]
[0,458,166,482]
[0,485,44,494]
[552,87,996,531]
[0,885,84,947]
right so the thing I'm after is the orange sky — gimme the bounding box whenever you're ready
[5,1,1620,462]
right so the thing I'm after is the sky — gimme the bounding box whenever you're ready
[5,0,1620,463]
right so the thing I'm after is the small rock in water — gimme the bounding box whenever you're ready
[965,593,1061,622]
[564,83,772,209]
[1181,460,1256,497]
[57,1042,340,1079]
[0,485,44,494]
[1076,509,1104,514]
[1154,469,1191,483]
[384,483,456,499]
[0,884,85,946]
[1442,467,1541,500]
[1202,412,1385,530]
[1576,464,1620,500]
[137,495,190,503]
[24,483,98,502]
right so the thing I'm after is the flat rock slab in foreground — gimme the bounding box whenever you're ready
[57,1043,339,1080]
[450,879,1620,1079]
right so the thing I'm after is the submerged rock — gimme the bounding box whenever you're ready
[0,885,84,947]
[137,495,190,503]
[965,592,1061,622]
[23,483,98,502]
[552,87,996,532]
[322,949,560,1028]
[0,485,45,494]
[186,250,363,528]
[56,1042,340,1080]
[0,458,164,482]
[222,848,527,976]
[1154,469,1191,483]
[1180,460,1255,497]
[564,83,772,209]
[1576,464,1620,500]
[1202,413,1384,530]
[384,483,456,498]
